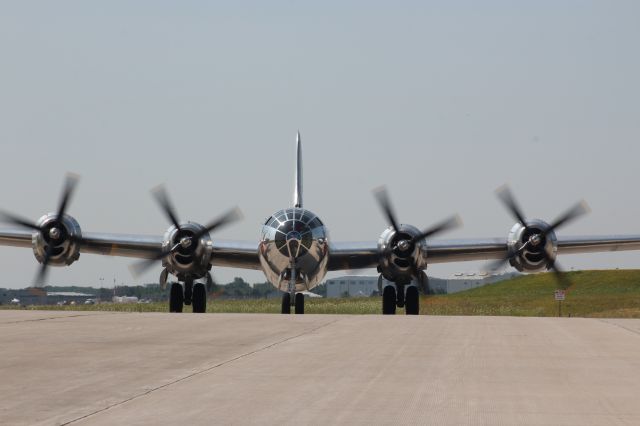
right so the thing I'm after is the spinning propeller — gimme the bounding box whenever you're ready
[0,173,81,286]
[129,185,242,278]
[373,186,462,283]
[489,185,590,289]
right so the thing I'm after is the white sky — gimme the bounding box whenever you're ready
[1,1,639,288]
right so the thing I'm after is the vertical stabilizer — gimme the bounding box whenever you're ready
[293,131,303,208]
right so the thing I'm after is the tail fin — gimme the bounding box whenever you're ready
[293,131,303,208]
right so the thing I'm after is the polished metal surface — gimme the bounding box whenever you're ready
[79,232,163,258]
[505,219,558,272]
[558,235,640,254]
[377,223,427,283]
[159,222,214,280]
[258,207,328,291]
[31,213,82,267]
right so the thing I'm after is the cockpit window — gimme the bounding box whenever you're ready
[309,217,323,228]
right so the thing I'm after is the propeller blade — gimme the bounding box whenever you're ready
[486,240,531,272]
[373,186,401,233]
[546,200,590,235]
[496,185,528,227]
[151,185,181,230]
[129,249,171,278]
[56,173,80,220]
[412,215,462,242]
[0,210,41,231]
[33,246,54,287]
[549,260,572,290]
[193,206,243,241]
[159,268,169,290]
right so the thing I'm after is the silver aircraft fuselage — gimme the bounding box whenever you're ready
[258,208,329,291]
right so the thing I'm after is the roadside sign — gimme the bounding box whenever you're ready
[554,290,566,301]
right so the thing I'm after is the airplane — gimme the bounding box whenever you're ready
[2,132,640,315]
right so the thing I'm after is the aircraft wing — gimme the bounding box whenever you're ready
[0,228,262,269]
[327,235,640,271]
[3,227,640,272]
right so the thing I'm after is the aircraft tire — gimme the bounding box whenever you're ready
[281,293,291,314]
[169,283,184,313]
[382,286,396,315]
[294,293,304,314]
[405,286,419,315]
[192,283,206,313]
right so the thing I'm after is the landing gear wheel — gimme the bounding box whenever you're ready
[405,286,419,315]
[281,293,291,314]
[382,286,397,315]
[169,283,183,313]
[192,283,207,313]
[294,293,304,314]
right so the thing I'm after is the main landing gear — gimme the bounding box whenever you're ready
[281,292,305,314]
[169,278,207,313]
[382,283,419,315]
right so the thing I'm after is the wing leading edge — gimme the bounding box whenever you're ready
[0,228,262,269]
[327,234,640,271]
[2,227,640,273]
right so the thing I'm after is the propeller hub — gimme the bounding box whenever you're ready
[49,227,61,240]
[397,240,411,252]
[529,234,542,247]
[180,237,192,249]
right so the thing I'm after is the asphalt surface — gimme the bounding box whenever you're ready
[1,311,640,425]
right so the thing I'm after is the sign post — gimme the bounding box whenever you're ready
[554,289,566,317]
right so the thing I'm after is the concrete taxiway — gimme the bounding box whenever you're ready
[1,311,640,425]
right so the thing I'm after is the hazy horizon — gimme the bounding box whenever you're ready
[1,1,639,289]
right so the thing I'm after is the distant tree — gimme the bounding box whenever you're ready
[221,277,253,298]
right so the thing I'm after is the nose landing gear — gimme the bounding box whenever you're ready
[280,292,305,314]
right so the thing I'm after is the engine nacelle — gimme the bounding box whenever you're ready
[161,222,213,280]
[377,224,427,284]
[506,219,558,272]
[32,213,82,266]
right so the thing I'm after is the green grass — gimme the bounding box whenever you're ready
[4,270,640,317]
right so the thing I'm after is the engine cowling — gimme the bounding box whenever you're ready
[32,213,82,267]
[377,224,427,284]
[160,222,213,280]
[506,219,558,272]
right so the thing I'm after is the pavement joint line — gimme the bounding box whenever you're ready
[0,312,117,325]
[60,317,342,425]
[596,318,640,337]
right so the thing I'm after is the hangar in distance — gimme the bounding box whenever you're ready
[2,132,640,315]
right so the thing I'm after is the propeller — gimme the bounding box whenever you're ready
[373,186,462,282]
[0,173,81,286]
[129,185,243,278]
[489,185,590,289]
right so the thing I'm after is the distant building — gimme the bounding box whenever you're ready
[0,289,94,306]
[324,272,518,298]
[324,276,388,298]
